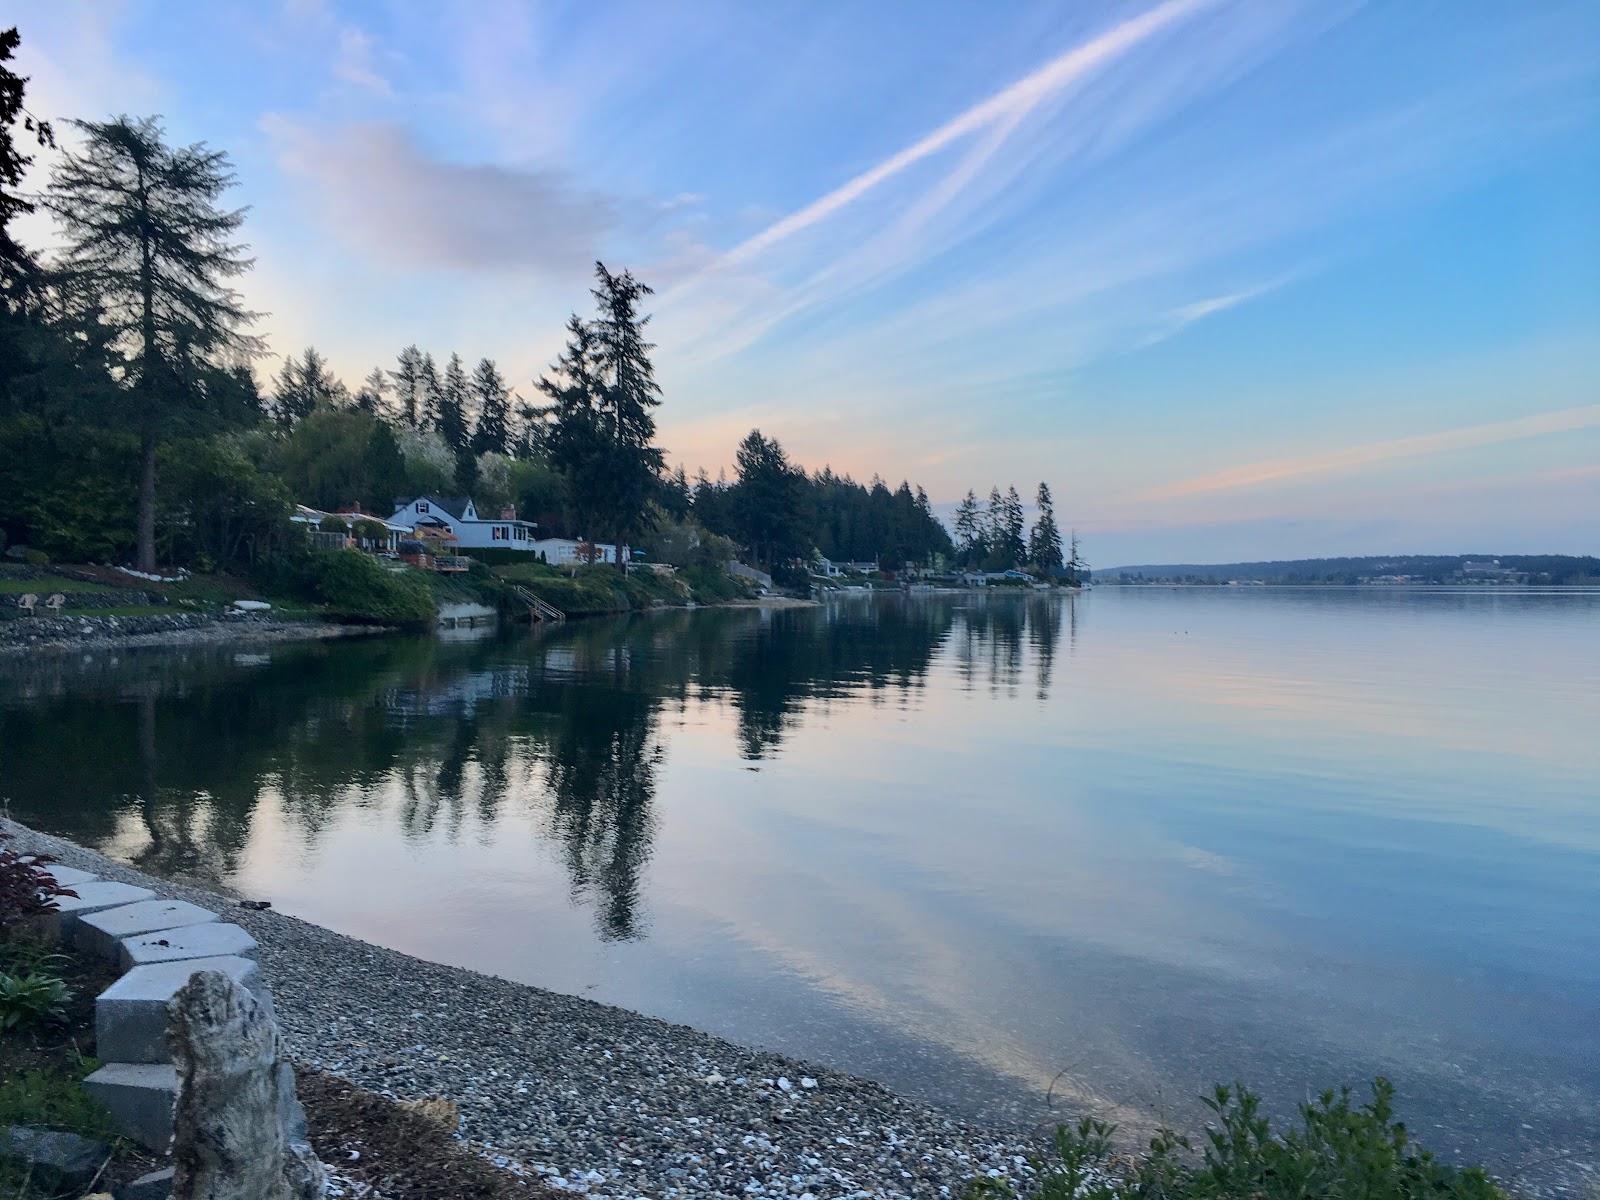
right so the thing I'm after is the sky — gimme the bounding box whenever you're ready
[8,0,1599,564]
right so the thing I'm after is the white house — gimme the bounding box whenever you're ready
[390,496,539,552]
[531,537,629,565]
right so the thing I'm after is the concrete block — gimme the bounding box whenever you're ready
[76,899,218,961]
[36,881,156,940]
[116,1165,174,1200]
[39,862,100,889]
[120,922,258,968]
[96,956,262,1064]
[0,1125,110,1191]
[83,1063,177,1153]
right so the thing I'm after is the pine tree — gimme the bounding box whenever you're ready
[418,351,441,431]
[732,429,807,569]
[954,490,983,566]
[270,355,303,428]
[390,345,422,427]
[1,27,53,306]
[438,352,469,453]
[1028,481,1064,572]
[1004,486,1026,566]
[470,357,510,456]
[356,366,388,416]
[46,116,262,571]
[543,262,665,567]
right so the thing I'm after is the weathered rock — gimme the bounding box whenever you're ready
[167,970,325,1200]
[0,1125,109,1191]
[117,1165,175,1199]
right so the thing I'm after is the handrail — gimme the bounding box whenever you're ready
[510,584,565,622]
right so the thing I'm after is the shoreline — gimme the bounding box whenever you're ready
[0,612,395,658]
[3,818,1043,1199]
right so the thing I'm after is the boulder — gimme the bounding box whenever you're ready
[167,970,325,1200]
[0,1125,109,1191]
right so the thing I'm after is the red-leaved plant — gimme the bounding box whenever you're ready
[0,832,78,934]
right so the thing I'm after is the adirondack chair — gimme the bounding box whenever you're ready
[17,592,38,615]
[44,592,66,614]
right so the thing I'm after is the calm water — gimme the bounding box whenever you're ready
[3,590,1597,1191]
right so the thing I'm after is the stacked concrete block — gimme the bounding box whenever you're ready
[97,954,266,1064]
[75,898,220,961]
[119,922,258,968]
[82,1063,180,1153]
[37,881,156,940]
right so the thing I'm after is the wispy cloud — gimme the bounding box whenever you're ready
[1135,405,1600,501]
[333,26,392,97]
[695,0,1218,276]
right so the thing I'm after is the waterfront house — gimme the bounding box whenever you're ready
[530,537,629,565]
[390,496,540,552]
[291,504,411,553]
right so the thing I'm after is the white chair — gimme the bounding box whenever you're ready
[44,592,66,615]
[17,592,38,616]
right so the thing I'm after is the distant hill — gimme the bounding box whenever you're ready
[1098,555,1600,585]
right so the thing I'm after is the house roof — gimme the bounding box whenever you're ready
[409,495,473,519]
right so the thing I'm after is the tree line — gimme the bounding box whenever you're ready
[0,30,1081,586]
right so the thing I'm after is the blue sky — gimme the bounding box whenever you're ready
[10,0,1599,563]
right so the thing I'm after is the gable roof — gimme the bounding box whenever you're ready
[409,495,473,520]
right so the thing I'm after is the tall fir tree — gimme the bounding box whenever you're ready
[438,352,470,455]
[417,351,441,431]
[731,429,808,569]
[355,366,388,416]
[543,262,664,566]
[0,27,53,307]
[390,344,422,427]
[1003,486,1026,566]
[953,489,983,566]
[470,357,510,456]
[46,115,261,571]
[1028,481,1064,571]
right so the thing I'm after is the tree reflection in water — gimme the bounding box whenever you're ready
[0,594,1073,940]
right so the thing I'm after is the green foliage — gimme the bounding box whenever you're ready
[0,970,70,1032]
[158,435,294,569]
[274,408,413,514]
[964,1080,1503,1200]
[0,1065,118,1141]
[0,416,138,563]
[310,550,436,628]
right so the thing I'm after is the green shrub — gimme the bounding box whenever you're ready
[311,551,436,628]
[318,515,350,535]
[21,547,48,566]
[964,1079,1502,1200]
[0,970,71,1032]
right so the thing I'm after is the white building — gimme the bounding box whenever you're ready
[531,537,629,565]
[390,495,539,551]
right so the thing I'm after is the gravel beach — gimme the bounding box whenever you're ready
[4,819,1043,1199]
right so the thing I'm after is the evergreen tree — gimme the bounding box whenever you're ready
[390,345,422,427]
[1004,486,1026,566]
[543,262,665,567]
[953,490,983,566]
[470,357,510,456]
[1028,480,1063,571]
[270,354,304,429]
[417,351,441,431]
[46,115,262,571]
[731,429,808,569]
[355,366,387,416]
[0,26,52,306]
[438,352,469,453]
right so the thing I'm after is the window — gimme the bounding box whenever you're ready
[417,501,429,514]
[493,526,509,541]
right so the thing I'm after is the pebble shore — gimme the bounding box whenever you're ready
[0,612,390,656]
[5,820,1044,1199]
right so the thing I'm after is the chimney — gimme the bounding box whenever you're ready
[500,505,516,520]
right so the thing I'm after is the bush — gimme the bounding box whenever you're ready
[21,547,48,566]
[0,834,76,935]
[0,970,71,1032]
[964,1079,1502,1200]
[318,515,351,535]
[311,551,436,628]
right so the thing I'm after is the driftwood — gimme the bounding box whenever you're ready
[166,970,325,1200]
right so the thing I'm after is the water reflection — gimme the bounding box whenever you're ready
[0,595,1070,939]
